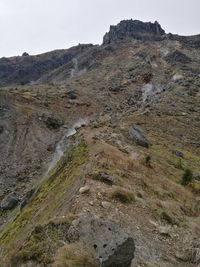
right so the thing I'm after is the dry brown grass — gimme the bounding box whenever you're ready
[53,242,99,267]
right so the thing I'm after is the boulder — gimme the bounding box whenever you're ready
[43,116,62,130]
[67,90,77,100]
[129,125,149,148]
[94,172,115,185]
[79,185,90,194]
[172,150,184,158]
[1,192,19,210]
[22,52,29,57]
[67,214,135,267]
[194,173,200,182]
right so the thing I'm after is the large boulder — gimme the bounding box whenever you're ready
[67,214,135,267]
[129,125,149,148]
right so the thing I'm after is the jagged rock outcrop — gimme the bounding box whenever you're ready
[103,19,200,48]
[103,20,166,44]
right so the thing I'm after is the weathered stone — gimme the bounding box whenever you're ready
[94,172,115,185]
[101,201,111,209]
[158,225,171,237]
[67,215,135,267]
[67,90,77,100]
[1,192,19,210]
[22,52,29,57]
[129,125,149,148]
[43,116,62,130]
[103,20,165,44]
[172,150,184,158]
[194,173,200,182]
[79,185,90,194]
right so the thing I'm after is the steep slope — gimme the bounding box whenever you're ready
[0,20,200,267]
[0,44,94,86]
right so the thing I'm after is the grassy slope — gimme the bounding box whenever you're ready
[0,140,88,265]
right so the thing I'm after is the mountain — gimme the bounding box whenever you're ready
[0,19,200,267]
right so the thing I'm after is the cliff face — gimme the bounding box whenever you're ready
[103,20,166,44]
[103,19,200,48]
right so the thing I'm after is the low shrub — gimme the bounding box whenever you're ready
[53,242,99,267]
[111,188,135,204]
[181,168,193,186]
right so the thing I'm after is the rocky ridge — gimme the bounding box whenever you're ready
[0,19,200,267]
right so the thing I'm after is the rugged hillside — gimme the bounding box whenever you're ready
[0,20,200,267]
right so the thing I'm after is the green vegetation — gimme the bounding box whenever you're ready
[111,188,135,204]
[144,155,152,168]
[11,216,74,265]
[0,141,89,262]
[181,168,194,186]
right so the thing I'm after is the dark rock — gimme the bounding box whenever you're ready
[172,150,184,158]
[94,172,115,185]
[194,173,200,182]
[1,192,19,210]
[22,52,29,57]
[129,125,149,148]
[67,90,77,100]
[43,116,62,130]
[165,50,192,64]
[20,188,36,211]
[0,125,3,134]
[67,214,135,267]
[103,20,165,44]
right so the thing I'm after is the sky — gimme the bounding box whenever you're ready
[0,0,199,57]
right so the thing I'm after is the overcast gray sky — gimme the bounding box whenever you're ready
[0,0,199,57]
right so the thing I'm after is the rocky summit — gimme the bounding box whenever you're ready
[0,19,200,267]
[103,20,166,44]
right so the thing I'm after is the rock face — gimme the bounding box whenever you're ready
[103,20,165,44]
[129,125,149,148]
[103,19,200,48]
[67,215,135,267]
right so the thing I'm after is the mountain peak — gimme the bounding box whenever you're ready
[103,19,166,44]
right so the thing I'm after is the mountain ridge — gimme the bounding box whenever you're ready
[0,19,200,267]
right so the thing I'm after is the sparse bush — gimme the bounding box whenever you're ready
[53,242,99,267]
[111,188,135,204]
[160,211,175,225]
[144,155,152,167]
[181,168,193,186]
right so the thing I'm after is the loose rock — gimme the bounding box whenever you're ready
[79,185,90,194]
[129,125,149,148]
